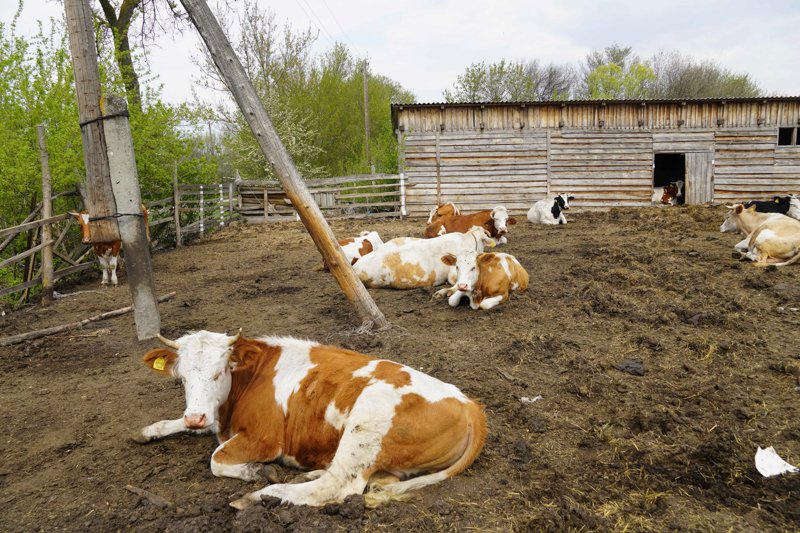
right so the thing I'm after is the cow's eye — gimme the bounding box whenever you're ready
[212,372,221,381]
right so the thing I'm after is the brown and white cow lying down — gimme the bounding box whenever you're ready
[424,206,516,244]
[69,205,150,286]
[434,251,529,310]
[136,330,487,509]
[354,226,495,289]
[426,202,460,224]
[720,204,800,266]
[317,231,383,270]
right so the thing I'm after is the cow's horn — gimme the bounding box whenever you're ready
[228,328,242,345]
[157,334,180,349]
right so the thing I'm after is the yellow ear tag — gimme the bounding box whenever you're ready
[153,357,166,371]
[775,198,780,203]
[488,240,497,248]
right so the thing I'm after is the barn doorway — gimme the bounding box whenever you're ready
[653,153,686,205]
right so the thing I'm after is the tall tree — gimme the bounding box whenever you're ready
[649,51,760,98]
[97,0,142,110]
[196,1,413,179]
[443,59,575,102]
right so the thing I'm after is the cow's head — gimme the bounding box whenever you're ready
[441,250,492,293]
[720,204,746,233]
[661,184,679,205]
[69,211,92,244]
[555,194,574,210]
[490,206,516,236]
[144,330,242,430]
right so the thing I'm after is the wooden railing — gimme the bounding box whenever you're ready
[236,173,405,222]
[1,174,405,303]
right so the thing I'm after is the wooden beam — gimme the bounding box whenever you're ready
[63,0,120,243]
[37,124,55,304]
[0,292,176,347]
[180,0,389,331]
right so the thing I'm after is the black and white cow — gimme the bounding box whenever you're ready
[527,194,575,225]
[744,195,800,220]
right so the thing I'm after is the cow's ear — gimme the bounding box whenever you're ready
[440,254,457,266]
[735,205,744,213]
[479,253,495,264]
[228,339,260,372]
[143,348,177,376]
[508,217,517,225]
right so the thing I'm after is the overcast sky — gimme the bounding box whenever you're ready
[3,0,800,106]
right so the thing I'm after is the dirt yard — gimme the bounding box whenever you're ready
[1,206,799,532]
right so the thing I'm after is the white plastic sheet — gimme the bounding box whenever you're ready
[755,447,799,477]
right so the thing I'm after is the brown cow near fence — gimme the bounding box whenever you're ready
[69,205,149,287]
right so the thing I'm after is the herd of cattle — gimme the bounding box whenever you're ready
[71,191,797,511]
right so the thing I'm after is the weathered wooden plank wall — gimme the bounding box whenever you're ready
[397,101,800,131]
[396,100,800,214]
[550,131,653,207]
[404,131,547,213]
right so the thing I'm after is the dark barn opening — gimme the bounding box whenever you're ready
[653,153,686,204]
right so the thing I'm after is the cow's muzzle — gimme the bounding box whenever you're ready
[457,283,470,291]
[183,414,207,429]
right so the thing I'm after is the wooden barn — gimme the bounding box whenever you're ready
[391,97,800,215]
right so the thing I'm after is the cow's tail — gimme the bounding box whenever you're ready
[364,400,487,508]
[772,249,800,267]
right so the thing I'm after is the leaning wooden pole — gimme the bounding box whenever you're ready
[180,0,389,331]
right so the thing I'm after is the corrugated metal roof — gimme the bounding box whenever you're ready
[392,96,800,108]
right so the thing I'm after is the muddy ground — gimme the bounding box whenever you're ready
[1,206,799,532]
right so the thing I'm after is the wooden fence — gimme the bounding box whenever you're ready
[235,173,404,223]
[1,174,404,303]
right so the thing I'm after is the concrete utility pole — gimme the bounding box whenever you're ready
[179,0,389,331]
[103,96,161,340]
[63,0,120,244]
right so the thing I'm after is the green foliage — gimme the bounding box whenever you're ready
[196,2,414,180]
[444,59,576,102]
[446,43,760,102]
[586,61,656,99]
[0,18,82,227]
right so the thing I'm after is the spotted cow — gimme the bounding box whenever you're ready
[354,226,496,289]
[135,330,487,508]
[69,205,149,286]
[434,251,529,310]
[425,206,516,244]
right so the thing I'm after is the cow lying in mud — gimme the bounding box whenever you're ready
[425,206,516,244]
[720,204,800,266]
[135,330,487,509]
[354,226,496,288]
[434,251,528,310]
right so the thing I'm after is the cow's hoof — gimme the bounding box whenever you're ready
[131,431,152,444]
[229,494,257,510]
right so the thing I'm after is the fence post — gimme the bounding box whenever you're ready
[228,182,234,223]
[199,185,205,237]
[36,125,55,304]
[219,183,224,227]
[263,188,269,223]
[399,172,407,219]
[172,165,182,247]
